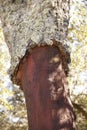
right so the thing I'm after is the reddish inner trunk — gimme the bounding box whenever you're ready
[19,45,75,130]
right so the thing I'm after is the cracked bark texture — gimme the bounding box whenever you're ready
[0,0,70,80]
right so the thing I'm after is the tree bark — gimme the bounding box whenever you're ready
[0,0,70,77]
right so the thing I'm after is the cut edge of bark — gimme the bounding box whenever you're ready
[11,39,70,87]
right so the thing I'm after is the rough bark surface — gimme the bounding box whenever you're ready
[0,0,70,80]
[21,45,76,130]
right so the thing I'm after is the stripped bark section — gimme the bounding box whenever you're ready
[20,45,76,130]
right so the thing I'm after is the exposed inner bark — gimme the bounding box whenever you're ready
[17,45,76,130]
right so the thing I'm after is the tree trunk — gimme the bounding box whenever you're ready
[0,0,76,130]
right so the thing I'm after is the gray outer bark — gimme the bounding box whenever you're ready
[0,0,70,83]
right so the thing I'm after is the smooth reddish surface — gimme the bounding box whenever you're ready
[19,46,76,130]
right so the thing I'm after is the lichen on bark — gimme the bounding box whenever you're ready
[0,0,70,83]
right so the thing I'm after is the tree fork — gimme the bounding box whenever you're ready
[16,45,76,130]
